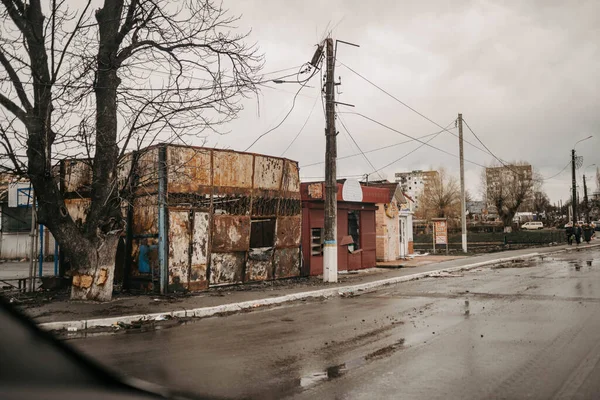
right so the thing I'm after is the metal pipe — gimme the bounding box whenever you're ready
[38,224,44,278]
[158,145,168,294]
[54,240,59,276]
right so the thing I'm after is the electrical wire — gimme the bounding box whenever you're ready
[367,121,455,176]
[244,64,322,152]
[337,113,384,180]
[462,118,528,176]
[338,60,460,139]
[300,130,445,168]
[339,111,487,168]
[280,94,319,156]
[540,160,572,181]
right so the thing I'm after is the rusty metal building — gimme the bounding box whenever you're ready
[300,180,389,276]
[60,144,302,293]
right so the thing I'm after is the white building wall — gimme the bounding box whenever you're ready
[0,231,56,260]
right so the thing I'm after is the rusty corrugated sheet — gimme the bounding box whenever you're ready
[168,209,190,291]
[245,248,273,281]
[209,252,244,285]
[275,216,302,248]
[254,155,283,191]
[65,198,90,226]
[167,146,211,193]
[211,215,250,252]
[189,211,209,290]
[132,195,158,235]
[274,247,300,278]
[63,160,92,194]
[212,150,253,189]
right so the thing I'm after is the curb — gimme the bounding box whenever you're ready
[38,250,554,332]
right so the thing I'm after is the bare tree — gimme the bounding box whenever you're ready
[417,168,460,223]
[0,0,262,301]
[533,191,550,216]
[483,162,536,232]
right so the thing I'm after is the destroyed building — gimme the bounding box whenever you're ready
[61,144,302,293]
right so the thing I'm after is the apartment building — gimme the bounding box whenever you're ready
[394,170,439,211]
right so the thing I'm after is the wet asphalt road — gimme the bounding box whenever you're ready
[69,248,600,399]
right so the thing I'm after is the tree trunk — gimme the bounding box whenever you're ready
[70,234,120,301]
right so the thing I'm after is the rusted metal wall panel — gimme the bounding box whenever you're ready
[245,248,273,282]
[135,147,159,190]
[254,156,283,191]
[274,247,300,279]
[275,216,302,248]
[211,215,250,252]
[284,161,300,193]
[167,147,211,193]
[63,160,92,194]
[189,211,209,290]
[132,195,158,235]
[212,150,253,189]
[168,209,190,291]
[117,153,134,192]
[65,198,90,226]
[209,252,244,285]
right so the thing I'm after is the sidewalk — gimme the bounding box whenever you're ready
[12,243,600,331]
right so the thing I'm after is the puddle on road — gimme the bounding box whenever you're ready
[299,339,405,390]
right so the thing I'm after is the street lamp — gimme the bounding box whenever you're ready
[574,135,593,149]
[571,136,593,223]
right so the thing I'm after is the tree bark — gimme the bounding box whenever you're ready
[70,234,120,301]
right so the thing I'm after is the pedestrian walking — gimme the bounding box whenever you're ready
[574,224,582,245]
[566,224,574,245]
[583,224,593,244]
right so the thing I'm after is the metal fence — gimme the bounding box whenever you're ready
[413,230,566,253]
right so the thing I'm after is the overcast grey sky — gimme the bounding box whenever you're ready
[201,0,599,203]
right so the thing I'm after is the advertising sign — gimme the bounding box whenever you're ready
[434,219,448,245]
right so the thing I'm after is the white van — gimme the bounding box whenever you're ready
[522,221,543,230]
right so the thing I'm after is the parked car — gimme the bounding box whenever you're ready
[593,221,600,231]
[522,221,544,230]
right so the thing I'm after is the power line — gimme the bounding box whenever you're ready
[540,160,572,181]
[461,119,509,166]
[337,113,384,180]
[244,64,321,152]
[367,121,454,175]
[339,111,487,168]
[300,130,445,168]
[462,118,527,176]
[280,94,319,156]
[338,60,460,140]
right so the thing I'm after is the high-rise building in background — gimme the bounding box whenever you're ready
[394,170,439,211]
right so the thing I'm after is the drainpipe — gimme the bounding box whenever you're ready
[158,146,168,294]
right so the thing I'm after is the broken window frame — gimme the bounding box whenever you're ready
[348,210,360,251]
[249,218,276,248]
[311,227,323,256]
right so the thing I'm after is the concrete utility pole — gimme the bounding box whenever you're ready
[583,174,589,223]
[458,114,467,253]
[571,149,577,223]
[323,37,338,283]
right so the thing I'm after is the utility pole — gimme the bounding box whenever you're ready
[583,174,589,223]
[571,149,577,223]
[323,37,338,283]
[458,114,467,253]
